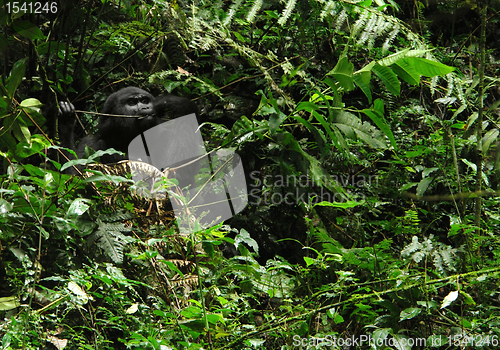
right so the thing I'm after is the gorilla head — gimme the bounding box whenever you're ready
[65,87,199,164]
[101,87,154,117]
[96,87,158,153]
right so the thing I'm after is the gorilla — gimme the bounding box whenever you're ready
[59,87,199,165]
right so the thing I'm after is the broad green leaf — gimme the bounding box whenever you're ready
[392,59,420,85]
[412,57,454,77]
[378,49,429,66]
[361,101,396,149]
[20,125,31,142]
[332,124,348,152]
[417,300,438,309]
[451,104,466,121]
[354,61,375,103]
[416,177,433,196]
[482,129,499,153]
[202,240,215,259]
[20,98,42,108]
[12,21,44,40]
[422,167,439,177]
[312,110,337,145]
[297,101,319,113]
[6,59,26,100]
[39,226,50,239]
[461,158,476,172]
[291,113,327,156]
[353,70,372,103]
[67,198,91,217]
[373,64,400,96]
[267,93,287,134]
[399,307,421,321]
[314,200,365,208]
[328,56,355,91]
[393,334,412,350]
[373,328,390,344]
[440,290,458,309]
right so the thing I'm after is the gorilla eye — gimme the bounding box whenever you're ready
[126,97,139,106]
[140,97,151,104]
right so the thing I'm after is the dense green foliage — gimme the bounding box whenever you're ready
[1,0,500,349]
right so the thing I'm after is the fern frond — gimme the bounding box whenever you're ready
[170,275,199,288]
[278,0,297,26]
[445,72,455,98]
[246,0,263,24]
[334,9,348,30]
[320,1,339,20]
[401,236,422,257]
[382,27,399,53]
[433,251,445,275]
[440,249,456,271]
[333,111,387,149]
[223,0,244,26]
[352,10,370,37]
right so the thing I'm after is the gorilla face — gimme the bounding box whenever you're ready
[98,87,158,141]
[120,93,154,116]
[102,87,155,117]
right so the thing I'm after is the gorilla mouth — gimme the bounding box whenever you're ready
[138,113,155,120]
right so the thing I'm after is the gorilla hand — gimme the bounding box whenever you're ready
[58,101,75,116]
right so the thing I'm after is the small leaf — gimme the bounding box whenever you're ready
[440,290,458,309]
[303,256,315,266]
[126,303,139,314]
[39,226,50,239]
[0,296,20,311]
[460,291,476,306]
[68,282,87,297]
[334,314,344,324]
[67,198,91,217]
[234,228,259,254]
